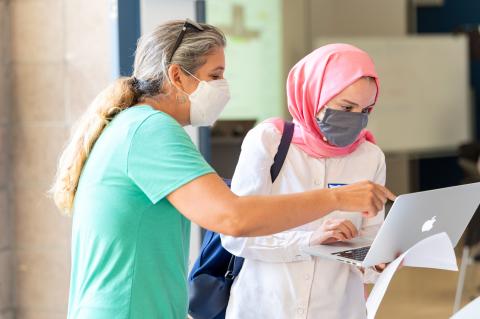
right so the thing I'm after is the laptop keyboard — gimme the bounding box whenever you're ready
[332,246,371,261]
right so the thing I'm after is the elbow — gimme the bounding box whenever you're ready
[224,225,244,238]
[220,200,252,237]
[222,214,249,237]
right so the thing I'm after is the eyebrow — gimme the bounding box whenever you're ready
[210,66,225,72]
[341,99,359,107]
[341,99,375,108]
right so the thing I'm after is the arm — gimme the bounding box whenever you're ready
[168,173,393,237]
[220,124,314,263]
[168,172,338,237]
[167,129,395,238]
[127,113,394,238]
[221,230,314,263]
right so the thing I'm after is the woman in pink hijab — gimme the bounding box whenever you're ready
[221,44,387,319]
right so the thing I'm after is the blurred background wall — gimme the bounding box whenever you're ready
[0,0,111,318]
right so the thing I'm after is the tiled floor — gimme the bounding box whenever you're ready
[375,256,480,319]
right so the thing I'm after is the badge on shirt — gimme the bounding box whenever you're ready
[327,183,348,189]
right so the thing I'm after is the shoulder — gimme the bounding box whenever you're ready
[355,141,385,164]
[243,122,282,148]
[124,106,187,140]
[135,107,181,130]
[242,122,283,157]
[123,106,194,156]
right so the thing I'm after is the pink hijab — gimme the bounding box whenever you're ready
[266,43,380,158]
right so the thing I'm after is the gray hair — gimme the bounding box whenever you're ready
[132,20,226,96]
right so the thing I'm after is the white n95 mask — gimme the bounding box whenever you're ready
[181,68,231,127]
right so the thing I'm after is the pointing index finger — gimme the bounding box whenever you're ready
[378,184,397,201]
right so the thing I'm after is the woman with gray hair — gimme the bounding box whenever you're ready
[50,20,394,319]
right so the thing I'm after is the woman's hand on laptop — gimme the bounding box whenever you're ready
[310,218,359,245]
[373,263,387,272]
[370,252,404,273]
[331,181,396,218]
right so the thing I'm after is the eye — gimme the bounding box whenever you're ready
[362,107,372,114]
[342,105,354,112]
[209,74,222,80]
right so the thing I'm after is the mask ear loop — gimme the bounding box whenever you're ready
[164,62,200,95]
[316,105,329,142]
[166,65,191,105]
[173,67,202,99]
[317,106,328,121]
[166,66,199,102]
[181,67,202,82]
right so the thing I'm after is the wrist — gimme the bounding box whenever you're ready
[328,188,341,212]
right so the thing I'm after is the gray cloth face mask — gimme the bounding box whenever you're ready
[316,108,369,147]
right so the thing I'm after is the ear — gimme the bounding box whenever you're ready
[167,64,187,92]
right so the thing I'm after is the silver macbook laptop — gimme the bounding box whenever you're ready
[302,182,480,268]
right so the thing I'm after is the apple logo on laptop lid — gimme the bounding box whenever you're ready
[422,216,437,233]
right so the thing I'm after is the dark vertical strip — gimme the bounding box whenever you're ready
[116,0,141,77]
[195,0,210,239]
[195,0,207,23]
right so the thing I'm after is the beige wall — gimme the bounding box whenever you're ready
[308,0,408,39]
[281,0,408,62]
[0,0,111,318]
[281,0,409,91]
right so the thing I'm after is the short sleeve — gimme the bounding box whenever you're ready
[127,113,214,203]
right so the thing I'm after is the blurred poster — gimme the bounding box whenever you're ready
[207,0,284,121]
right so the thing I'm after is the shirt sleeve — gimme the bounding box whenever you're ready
[127,113,214,204]
[221,123,313,263]
[361,148,387,283]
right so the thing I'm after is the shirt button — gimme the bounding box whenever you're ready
[314,180,321,185]
[297,308,305,315]
[304,274,310,280]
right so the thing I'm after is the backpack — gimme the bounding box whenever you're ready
[188,121,295,319]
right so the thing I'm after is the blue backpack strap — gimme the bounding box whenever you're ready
[223,178,232,188]
[188,122,296,319]
[270,121,295,183]
[230,121,294,277]
[225,254,243,281]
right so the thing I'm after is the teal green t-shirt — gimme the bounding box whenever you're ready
[67,105,214,319]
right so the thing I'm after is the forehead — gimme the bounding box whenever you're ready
[333,78,377,104]
[199,47,225,70]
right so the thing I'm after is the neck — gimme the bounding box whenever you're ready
[138,95,190,126]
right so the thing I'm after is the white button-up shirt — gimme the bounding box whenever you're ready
[221,123,386,319]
